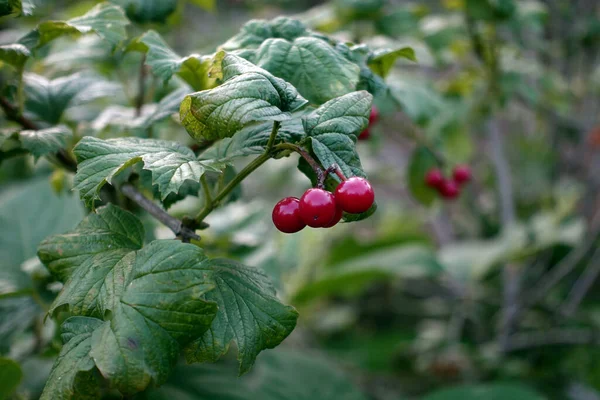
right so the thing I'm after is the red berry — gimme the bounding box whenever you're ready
[369,105,379,125]
[439,180,460,199]
[425,168,445,188]
[453,165,472,184]
[323,205,344,228]
[358,128,370,140]
[299,188,338,228]
[335,177,375,214]
[272,197,306,233]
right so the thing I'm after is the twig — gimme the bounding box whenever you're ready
[120,182,200,242]
[504,328,600,351]
[0,96,77,172]
[135,54,147,118]
[561,247,600,317]
[275,142,325,180]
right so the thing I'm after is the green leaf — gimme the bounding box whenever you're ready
[423,383,544,400]
[341,44,390,97]
[40,317,103,400]
[199,119,305,164]
[302,91,372,179]
[0,44,30,70]
[18,3,129,50]
[110,0,177,23]
[390,78,445,125]
[133,30,216,91]
[89,241,218,395]
[180,53,307,142]
[367,47,417,78]
[141,348,367,400]
[252,36,361,105]
[185,259,298,375]
[292,245,441,304]
[19,125,72,160]
[38,204,144,312]
[407,146,438,206]
[221,17,309,51]
[24,73,121,125]
[0,178,84,296]
[92,87,189,134]
[73,136,216,208]
[0,357,22,399]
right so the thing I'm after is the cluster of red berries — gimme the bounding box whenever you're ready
[358,105,379,140]
[272,177,375,234]
[425,164,472,199]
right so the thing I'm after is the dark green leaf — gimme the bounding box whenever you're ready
[0,357,22,399]
[110,0,177,23]
[367,47,417,78]
[142,349,367,400]
[302,91,372,178]
[24,73,121,125]
[38,204,144,312]
[180,53,307,141]
[73,137,217,208]
[133,30,216,91]
[407,146,438,206]
[19,125,72,160]
[252,36,361,105]
[89,241,218,395]
[0,44,30,70]
[423,383,544,400]
[185,259,298,374]
[40,317,104,400]
[18,3,129,50]
[199,119,305,164]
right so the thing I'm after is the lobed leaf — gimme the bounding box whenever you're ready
[40,317,104,400]
[73,136,217,208]
[180,53,307,142]
[221,17,309,51]
[184,259,298,375]
[19,125,72,160]
[38,204,144,313]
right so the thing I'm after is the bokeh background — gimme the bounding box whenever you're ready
[1,0,600,399]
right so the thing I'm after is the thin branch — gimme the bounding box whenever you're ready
[504,328,600,351]
[275,142,325,179]
[120,182,200,242]
[135,54,147,118]
[561,247,600,317]
[0,96,77,172]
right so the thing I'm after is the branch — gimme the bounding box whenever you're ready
[504,328,600,352]
[120,182,200,243]
[0,96,77,172]
[561,247,600,317]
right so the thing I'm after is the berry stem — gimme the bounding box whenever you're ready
[274,142,326,184]
[318,164,347,188]
[195,121,281,223]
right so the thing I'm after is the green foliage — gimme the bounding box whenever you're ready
[19,126,72,160]
[180,53,307,141]
[0,358,22,399]
[407,146,438,206]
[73,137,218,207]
[19,3,129,50]
[0,44,30,71]
[423,383,544,400]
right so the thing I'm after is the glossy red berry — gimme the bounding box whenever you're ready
[425,168,445,188]
[323,205,344,228]
[335,177,375,214]
[369,105,379,125]
[452,164,472,185]
[272,197,306,233]
[299,189,338,228]
[439,180,460,199]
[358,128,370,141]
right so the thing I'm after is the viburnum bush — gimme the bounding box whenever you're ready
[0,1,414,398]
